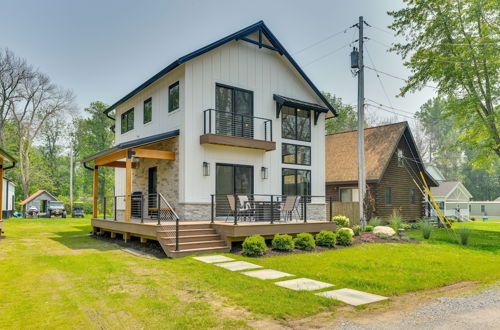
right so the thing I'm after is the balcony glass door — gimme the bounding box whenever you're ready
[215,85,253,138]
[215,164,253,216]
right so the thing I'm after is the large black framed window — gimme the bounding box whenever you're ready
[281,106,311,142]
[215,84,253,138]
[143,98,152,124]
[282,143,311,165]
[169,81,179,112]
[282,168,311,196]
[121,108,134,134]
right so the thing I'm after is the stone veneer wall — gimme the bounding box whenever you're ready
[306,203,326,221]
[131,138,180,212]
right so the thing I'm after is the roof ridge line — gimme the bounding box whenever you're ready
[325,121,408,136]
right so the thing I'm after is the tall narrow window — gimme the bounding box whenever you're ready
[282,168,311,196]
[121,108,134,134]
[169,81,179,112]
[143,98,152,124]
[281,107,311,141]
[385,187,393,205]
[409,188,416,204]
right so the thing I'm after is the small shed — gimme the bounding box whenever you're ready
[19,190,58,217]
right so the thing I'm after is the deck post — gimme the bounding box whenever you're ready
[103,197,107,219]
[92,166,99,218]
[303,196,307,223]
[270,195,274,224]
[140,194,144,223]
[125,154,132,222]
[211,194,214,223]
[114,196,117,221]
[233,193,238,225]
[0,164,3,222]
[157,192,160,225]
[329,196,333,222]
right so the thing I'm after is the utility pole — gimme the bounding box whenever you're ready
[69,146,73,214]
[356,16,367,226]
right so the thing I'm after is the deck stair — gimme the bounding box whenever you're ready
[156,223,230,258]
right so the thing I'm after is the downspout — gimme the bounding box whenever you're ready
[2,161,16,170]
[83,161,94,171]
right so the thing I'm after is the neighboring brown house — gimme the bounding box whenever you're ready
[325,122,438,220]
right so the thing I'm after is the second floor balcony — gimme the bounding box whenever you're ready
[200,109,276,151]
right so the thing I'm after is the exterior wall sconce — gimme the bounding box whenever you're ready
[261,166,268,180]
[203,162,210,176]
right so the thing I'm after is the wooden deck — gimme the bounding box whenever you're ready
[91,218,337,257]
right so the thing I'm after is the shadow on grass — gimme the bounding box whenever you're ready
[50,225,120,251]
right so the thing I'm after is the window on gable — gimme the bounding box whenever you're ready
[409,188,416,204]
[282,106,311,142]
[282,143,311,165]
[169,81,179,112]
[397,149,404,167]
[385,186,393,205]
[121,108,134,134]
[143,98,152,124]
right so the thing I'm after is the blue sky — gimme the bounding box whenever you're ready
[0,0,436,122]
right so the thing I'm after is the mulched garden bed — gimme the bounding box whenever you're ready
[231,232,420,257]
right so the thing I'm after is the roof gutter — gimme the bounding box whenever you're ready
[2,161,16,170]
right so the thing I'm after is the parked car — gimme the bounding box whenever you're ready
[72,203,85,218]
[47,201,67,218]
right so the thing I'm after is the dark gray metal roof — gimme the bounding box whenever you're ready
[273,94,329,113]
[103,21,337,117]
[82,129,180,163]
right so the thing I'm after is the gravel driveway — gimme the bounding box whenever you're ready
[337,285,500,330]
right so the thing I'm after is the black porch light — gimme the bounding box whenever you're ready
[203,162,210,176]
[261,166,268,180]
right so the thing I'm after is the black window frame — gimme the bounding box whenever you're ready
[384,186,393,205]
[121,108,134,134]
[281,107,311,142]
[168,81,180,112]
[282,143,311,166]
[143,97,152,124]
[215,83,254,114]
[281,168,311,197]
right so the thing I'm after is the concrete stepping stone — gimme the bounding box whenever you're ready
[193,255,234,263]
[275,278,333,291]
[316,288,388,306]
[242,269,294,280]
[214,261,263,271]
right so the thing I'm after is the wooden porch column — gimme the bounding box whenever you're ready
[92,166,99,218]
[125,154,132,222]
[0,163,3,222]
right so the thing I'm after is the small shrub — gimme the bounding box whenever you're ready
[376,233,389,239]
[294,233,316,251]
[401,236,411,242]
[389,215,403,231]
[401,223,411,230]
[336,228,353,246]
[457,227,472,245]
[332,215,350,228]
[364,225,374,232]
[352,225,362,236]
[368,217,382,227]
[409,222,420,230]
[271,234,294,251]
[390,236,400,241]
[420,221,433,239]
[470,216,476,221]
[242,235,268,256]
[316,230,336,247]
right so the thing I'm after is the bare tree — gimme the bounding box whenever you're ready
[10,69,74,198]
[0,48,34,146]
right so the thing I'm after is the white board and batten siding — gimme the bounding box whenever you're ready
[182,37,326,204]
[112,34,327,207]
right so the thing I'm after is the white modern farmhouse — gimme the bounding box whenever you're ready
[83,21,337,256]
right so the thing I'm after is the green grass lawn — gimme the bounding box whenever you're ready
[0,218,499,328]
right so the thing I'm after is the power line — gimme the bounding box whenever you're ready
[365,98,415,115]
[365,45,395,109]
[367,24,394,36]
[302,43,351,67]
[365,103,415,119]
[292,26,354,55]
[364,66,438,89]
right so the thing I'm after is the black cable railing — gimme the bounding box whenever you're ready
[203,109,273,141]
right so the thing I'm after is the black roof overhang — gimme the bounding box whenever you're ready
[273,94,331,125]
[82,129,180,165]
[103,21,337,119]
[0,147,16,170]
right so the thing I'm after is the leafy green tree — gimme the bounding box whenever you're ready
[462,149,500,200]
[389,0,499,170]
[71,101,114,201]
[323,93,358,134]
